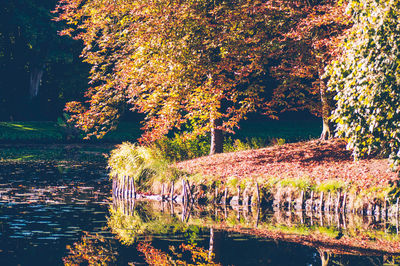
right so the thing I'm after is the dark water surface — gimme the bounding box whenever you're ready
[0,162,399,265]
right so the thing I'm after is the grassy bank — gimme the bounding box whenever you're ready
[0,121,143,143]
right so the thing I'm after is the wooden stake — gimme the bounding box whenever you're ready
[335,191,341,213]
[182,179,186,204]
[223,187,228,205]
[310,191,314,211]
[327,192,332,212]
[170,182,174,201]
[132,178,136,199]
[185,180,192,203]
[319,191,324,212]
[300,190,304,210]
[214,186,218,205]
[237,185,241,205]
[342,192,347,212]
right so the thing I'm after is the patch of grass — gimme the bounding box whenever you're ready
[316,179,348,192]
[0,121,143,143]
[279,177,313,191]
[0,121,64,141]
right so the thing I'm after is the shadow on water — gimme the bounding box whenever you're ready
[1,161,400,265]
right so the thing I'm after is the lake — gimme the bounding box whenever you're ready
[0,162,399,265]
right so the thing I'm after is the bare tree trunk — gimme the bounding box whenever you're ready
[318,249,331,266]
[29,65,44,98]
[210,117,223,155]
[319,69,334,140]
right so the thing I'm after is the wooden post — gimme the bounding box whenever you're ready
[310,191,314,211]
[125,176,128,199]
[128,177,132,199]
[243,188,248,207]
[185,180,192,203]
[112,177,116,197]
[237,185,241,205]
[161,183,165,200]
[335,191,341,213]
[384,196,388,218]
[122,176,125,198]
[115,177,119,198]
[327,192,332,212]
[256,183,260,205]
[342,192,347,212]
[120,176,123,198]
[182,179,186,204]
[214,186,218,205]
[319,191,324,212]
[300,190,304,210]
[132,178,136,199]
[223,187,228,205]
[170,182,174,202]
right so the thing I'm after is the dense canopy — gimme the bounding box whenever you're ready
[55,0,347,146]
[326,0,400,168]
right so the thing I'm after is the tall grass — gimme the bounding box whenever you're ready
[108,142,180,191]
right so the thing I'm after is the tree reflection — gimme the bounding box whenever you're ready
[137,241,220,266]
[107,200,196,245]
[63,232,116,266]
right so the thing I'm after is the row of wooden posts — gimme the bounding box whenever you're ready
[274,189,400,218]
[112,176,400,217]
[112,176,261,206]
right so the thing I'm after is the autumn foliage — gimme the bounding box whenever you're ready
[137,241,220,266]
[54,0,349,144]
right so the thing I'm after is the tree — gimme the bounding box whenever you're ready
[326,0,400,167]
[55,0,309,154]
[55,0,350,152]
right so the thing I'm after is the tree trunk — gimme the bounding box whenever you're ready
[318,249,331,266]
[319,69,334,140]
[209,117,223,155]
[208,228,223,263]
[320,114,334,140]
[29,65,44,98]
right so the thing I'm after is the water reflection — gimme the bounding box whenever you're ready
[1,161,400,265]
[107,198,400,265]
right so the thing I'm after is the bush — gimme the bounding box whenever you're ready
[108,142,178,190]
[153,134,270,162]
[152,134,210,162]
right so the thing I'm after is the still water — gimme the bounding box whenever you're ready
[0,162,399,265]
